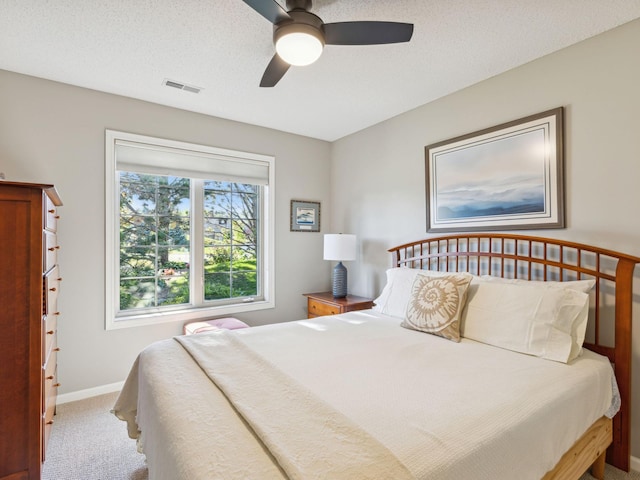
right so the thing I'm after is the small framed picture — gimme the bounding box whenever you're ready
[290,200,320,232]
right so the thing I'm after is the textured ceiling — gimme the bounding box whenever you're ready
[2,1,640,141]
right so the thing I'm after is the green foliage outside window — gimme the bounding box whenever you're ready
[118,173,259,312]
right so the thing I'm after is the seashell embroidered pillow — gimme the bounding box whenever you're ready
[401,273,473,342]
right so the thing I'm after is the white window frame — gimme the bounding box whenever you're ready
[105,130,275,330]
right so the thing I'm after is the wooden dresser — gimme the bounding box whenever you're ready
[0,181,62,480]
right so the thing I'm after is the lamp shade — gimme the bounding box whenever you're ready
[323,234,356,261]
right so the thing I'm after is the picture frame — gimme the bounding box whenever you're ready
[425,107,564,233]
[290,200,321,232]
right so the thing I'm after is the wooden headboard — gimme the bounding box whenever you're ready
[388,233,640,471]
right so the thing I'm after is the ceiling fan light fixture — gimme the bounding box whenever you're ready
[275,24,324,66]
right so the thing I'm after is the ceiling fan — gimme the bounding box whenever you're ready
[242,0,414,87]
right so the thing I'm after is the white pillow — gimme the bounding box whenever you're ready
[373,268,457,318]
[461,279,590,363]
[479,275,595,293]
[478,275,594,359]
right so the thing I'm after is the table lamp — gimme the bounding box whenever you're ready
[323,234,356,298]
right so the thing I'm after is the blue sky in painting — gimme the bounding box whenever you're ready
[434,129,547,220]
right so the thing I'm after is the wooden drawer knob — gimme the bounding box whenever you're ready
[47,330,54,335]
[49,287,56,292]
[54,347,61,352]
[48,209,55,214]
[54,311,61,316]
[48,246,60,251]
[46,375,54,380]
[53,383,61,388]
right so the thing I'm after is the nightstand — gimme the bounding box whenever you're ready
[303,292,375,319]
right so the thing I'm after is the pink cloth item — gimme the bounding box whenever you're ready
[183,317,249,335]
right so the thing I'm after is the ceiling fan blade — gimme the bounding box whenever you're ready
[260,54,291,87]
[324,21,414,45]
[242,0,291,24]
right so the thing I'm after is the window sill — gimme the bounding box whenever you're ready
[105,299,274,330]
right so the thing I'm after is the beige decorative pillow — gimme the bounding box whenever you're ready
[401,273,473,342]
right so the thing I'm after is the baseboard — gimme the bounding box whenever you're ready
[631,455,640,473]
[57,381,124,405]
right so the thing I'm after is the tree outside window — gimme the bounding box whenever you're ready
[118,173,259,312]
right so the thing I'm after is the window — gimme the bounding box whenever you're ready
[105,130,275,329]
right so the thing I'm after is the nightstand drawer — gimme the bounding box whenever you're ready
[308,299,341,316]
[303,292,374,319]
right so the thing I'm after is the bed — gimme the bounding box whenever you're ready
[113,233,640,480]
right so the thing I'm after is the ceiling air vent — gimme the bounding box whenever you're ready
[162,79,202,94]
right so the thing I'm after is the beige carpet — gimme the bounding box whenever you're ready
[43,391,639,480]
[43,392,147,480]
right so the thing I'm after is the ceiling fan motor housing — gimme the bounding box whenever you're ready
[273,9,325,45]
[285,0,312,11]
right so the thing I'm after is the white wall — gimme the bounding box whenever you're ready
[0,70,332,393]
[330,19,640,457]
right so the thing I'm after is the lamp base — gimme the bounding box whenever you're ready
[332,261,348,298]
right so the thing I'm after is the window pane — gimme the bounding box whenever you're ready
[158,216,190,246]
[204,272,231,300]
[118,172,191,312]
[164,246,190,272]
[157,274,189,307]
[232,219,257,245]
[120,279,156,310]
[157,177,190,214]
[204,218,231,246]
[120,246,156,277]
[202,183,259,303]
[232,193,257,219]
[204,246,231,270]
[204,189,230,217]
[233,183,258,194]
[231,272,257,298]
[205,181,231,192]
[120,215,156,246]
[120,176,157,214]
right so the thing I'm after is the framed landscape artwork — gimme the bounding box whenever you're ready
[290,200,321,232]
[425,107,564,233]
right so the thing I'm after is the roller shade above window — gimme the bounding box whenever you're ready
[115,139,270,185]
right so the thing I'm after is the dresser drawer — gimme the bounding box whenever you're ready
[42,352,58,462]
[43,349,59,413]
[43,314,58,361]
[44,266,61,317]
[45,195,59,232]
[44,231,60,272]
[307,299,341,317]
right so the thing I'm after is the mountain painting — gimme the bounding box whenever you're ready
[426,108,563,232]
[433,128,548,222]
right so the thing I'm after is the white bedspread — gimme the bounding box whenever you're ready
[114,310,615,480]
[175,332,413,480]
